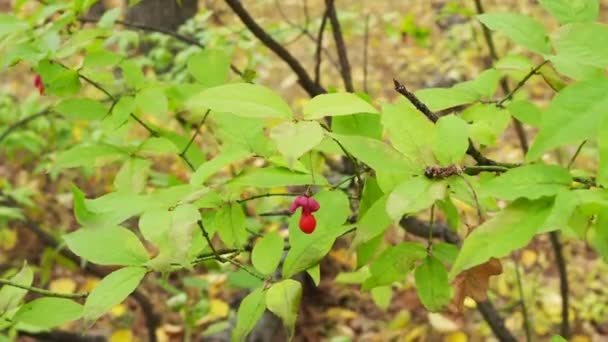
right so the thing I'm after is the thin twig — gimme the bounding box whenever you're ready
[550,231,570,338]
[0,109,53,145]
[237,193,300,203]
[180,109,211,159]
[314,6,330,87]
[473,0,529,153]
[0,278,87,299]
[568,140,587,169]
[197,220,266,281]
[512,255,532,342]
[325,0,354,92]
[497,60,549,107]
[363,15,370,93]
[224,0,325,96]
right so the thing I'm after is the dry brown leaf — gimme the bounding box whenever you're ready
[450,258,503,312]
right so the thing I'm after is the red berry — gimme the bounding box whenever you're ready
[34,75,44,95]
[299,213,316,234]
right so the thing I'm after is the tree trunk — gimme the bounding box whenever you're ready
[126,0,198,32]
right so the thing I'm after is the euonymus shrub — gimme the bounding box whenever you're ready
[0,0,607,340]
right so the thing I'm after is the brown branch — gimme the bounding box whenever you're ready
[314,6,330,87]
[325,0,354,92]
[473,0,528,153]
[550,231,570,338]
[224,0,325,96]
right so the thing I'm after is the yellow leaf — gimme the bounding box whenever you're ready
[111,304,127,317]
[571,335,591,342]
[444,331,467,342]
[209,299,229,318]
[49,278,76,294]
[326,307,358,320]
[428,313,459,333]
[110,329,132,342]
[81,278,99,293]
[0,229,17,250]
[402,325,427,342]
[520,250,537,268]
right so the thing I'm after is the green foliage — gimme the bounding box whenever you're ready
[4,0,608,337]
[13,298,83,330]
[83,267,147,324]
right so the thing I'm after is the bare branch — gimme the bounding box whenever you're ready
[224,0,325,96]
[325,0,354,92]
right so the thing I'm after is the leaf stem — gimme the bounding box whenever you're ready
[0,279,87,299]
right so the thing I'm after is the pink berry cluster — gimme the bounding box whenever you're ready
[289,195,320,234]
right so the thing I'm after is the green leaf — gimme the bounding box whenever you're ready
[84,266,147,324]
[432,115,469,165]
[303,93,378,119]
[386,177,446,221]
[84,49,123,68]
[370,286,392,310]
[415,256,451,311]
[507,100,542,127]
[13,298,83,329]
[432,243,459,265]
[215,203,247,248]
[97,7,121,29]
[187,49,231,87]
[36,59,81,96]
[283,191,350,277]
[539,0,598,24]
[138,137,179,156]
[229,167,326,188]
[306,264,320,286]
[527,76,608,161]
[265,279,302,338]
[551,23,608,74]
[330,133,419,176]
[599,118,608,187]
[335,267,371,284]
[362,243,426,290]
[382,101,436,166]
[64,226,149,266]
[550,336,568,342]
[186,83,292,118]
[232,287,267,342]
[251,231,284,275]
[0,14,28,37]
[114,158,150,193]
[0,263,33,312]
[106,96,135,129]
[449,198,553,279]
[120,60,145,89]
[135,87,168,118]
[190,147,251,185]
[145,204,201,270]
[269,121,324,165]
[415,87,479,112]
[352,195,391,248]
[482,164,571,200]
[54,143,126,169]
[332,113,382,139]
[461,104,511,146]
[55,98,107,120]
[477,13,550,54]
[356,234,384,269]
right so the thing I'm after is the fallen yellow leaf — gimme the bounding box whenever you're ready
[49,278,76,294]
[110,329,132,342]
[444,331,467,342]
